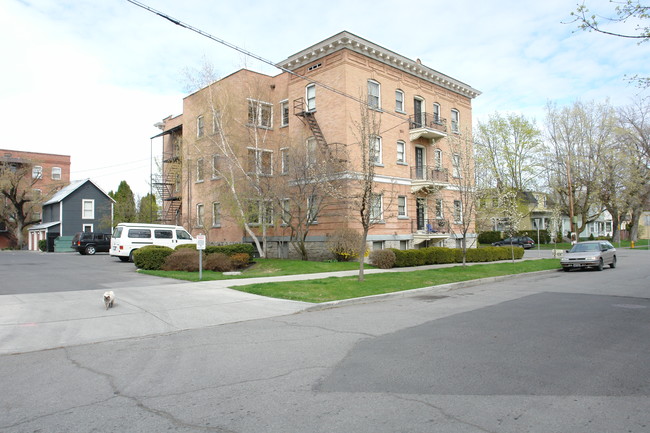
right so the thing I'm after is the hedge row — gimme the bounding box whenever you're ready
[133,243,254,270]
[478,230,552,244]
[389,246,524,268]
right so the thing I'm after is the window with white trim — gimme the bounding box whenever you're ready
[395,90,404,112]
[212,202,221,227]
[433,103,441,123]
[307,194,318,223]
[32,166,42,179]
[371,136,382,165]
[82,199,94,219]
[370,194,383,222]
[247,149,273,176]
[196,158,204,182]
[452,153,461,178]
[454,200,463,224]
[398,195,407,217]
[306,84,316,111]
[280,100,289,127]
[197,115,204,137]
[435,199,444,219]
[196,203,204,227]
[281,148,289,175]
[248,100,273,128]
[396,141,406,164]
[51,167,61,180]
[451,109,460,133]
[434,149,443,170]
[368,80,380,109]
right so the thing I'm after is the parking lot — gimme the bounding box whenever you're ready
[0,250,183,295]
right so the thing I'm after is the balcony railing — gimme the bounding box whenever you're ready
[411,218,449,234]
[411,166,449,183]
[409,113,447,136]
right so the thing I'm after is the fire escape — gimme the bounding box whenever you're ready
[293,98,326,146]
[153,129,182,225]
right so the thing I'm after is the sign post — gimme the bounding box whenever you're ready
[196,234,206,280]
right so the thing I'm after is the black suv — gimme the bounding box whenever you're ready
[71,232,111,255]
[492,236,535,249]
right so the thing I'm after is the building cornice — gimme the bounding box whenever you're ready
[276,31,481,99]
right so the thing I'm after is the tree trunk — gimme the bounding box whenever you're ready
[358,230,368,282]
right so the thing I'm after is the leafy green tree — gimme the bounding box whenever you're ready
[109,181,136,224]
[475,112,544,193]
[137,193,159,223]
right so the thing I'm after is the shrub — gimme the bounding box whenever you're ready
[326,227,362,261]
[175,243,197,251]
[162,249,203,272]
[38,239,47,252]
[204,253,235,272]
[477,231,502,245]
[132,245,175,270]
[369,249,396,269]
[229,252,250,269]
[205,244,255,259]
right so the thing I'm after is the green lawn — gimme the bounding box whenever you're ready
[139,258,372,282]
[482,239,650,250]
[230,259,561,303]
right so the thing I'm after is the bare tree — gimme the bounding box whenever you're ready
[268,137,346,260]
[445,128,481,265]
[544,100,614,237]
[0,161,43,248]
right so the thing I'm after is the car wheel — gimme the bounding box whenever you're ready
[85,245,96,255]
[562,267,571,272]
[596,258,604,271]
[118,256,130,262]
[129,250,136,263]
[609,256,616,269]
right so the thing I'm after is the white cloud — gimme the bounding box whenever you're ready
[1,0,648,196]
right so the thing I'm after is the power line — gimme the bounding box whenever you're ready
[125,0,411,126]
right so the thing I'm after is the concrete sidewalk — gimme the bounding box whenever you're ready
[0,252,556,355]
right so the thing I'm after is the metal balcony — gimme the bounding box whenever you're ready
[410,166,449,194]
[411,218,450,245]
[408,113,447,141]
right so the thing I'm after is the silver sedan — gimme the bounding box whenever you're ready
[560,241,617,272]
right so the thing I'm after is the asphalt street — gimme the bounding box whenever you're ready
[1,248,649,432]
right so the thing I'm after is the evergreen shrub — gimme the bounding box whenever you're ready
[132,245,175,270]
[369,249,396,269]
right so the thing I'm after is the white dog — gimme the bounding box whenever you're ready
[103,291,115,310]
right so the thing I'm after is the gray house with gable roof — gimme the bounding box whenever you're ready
[28,179,114,251]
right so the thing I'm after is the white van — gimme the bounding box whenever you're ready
[110,223,196,262]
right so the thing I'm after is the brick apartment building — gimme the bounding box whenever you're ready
[0,149,71,249]
[154,31,481,259]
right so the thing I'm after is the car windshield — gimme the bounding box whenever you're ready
[570,243,599,253]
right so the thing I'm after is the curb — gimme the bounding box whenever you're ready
[303,269,560,312]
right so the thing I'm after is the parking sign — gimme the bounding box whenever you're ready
[196,234,206,250]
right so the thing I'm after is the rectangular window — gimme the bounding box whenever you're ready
[434,149,443,170]
[262,201,274,225]
[128,229,151,239]
[281,101,289,127]
[371,136,382,164]
[452,153,461,178]
[51,167,62,180]
[433,103,441,123]
[435,199,444,219]
[32,166,42,179]
[454,200,463,224]
[451,109,460,133]
[281,148,289,174]
[368,80,380,109]
[306,84,316,111]
[197,116,204,137]
[196,158,204,182]
[281,199,290,224]
[248,100,273,128]
[399,240,408,250]
[308,195,318,223]
[196,203,205,227]
[395,90,404,112]
[396,141,405,163]
[372,241,384,251]
[398,196,407,217]
[212,202,221,227]
[211,154,220,179]
[370,194,383,222]
[154,230,173,239]
[247,149,273,175]
[82,199,94,219]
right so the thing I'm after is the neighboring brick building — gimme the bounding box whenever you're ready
[154,31,481,259]
[0,149,71,249]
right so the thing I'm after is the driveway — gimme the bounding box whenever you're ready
[0,250,184,295]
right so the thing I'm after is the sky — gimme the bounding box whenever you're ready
[2,0,649,197]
